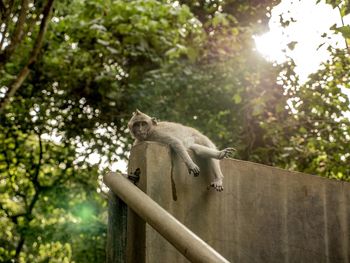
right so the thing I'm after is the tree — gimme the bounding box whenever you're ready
[9,0,350,262]
[269,0,350,180]
[0,116,106,262]
[0,0,55,111]
[1,0,209,261]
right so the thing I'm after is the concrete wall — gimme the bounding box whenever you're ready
[126,142,350,263]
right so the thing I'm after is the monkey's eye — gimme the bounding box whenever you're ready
[133,121,148,129]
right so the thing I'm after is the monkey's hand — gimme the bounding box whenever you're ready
[188,163,200,177]
[217,147,236,159]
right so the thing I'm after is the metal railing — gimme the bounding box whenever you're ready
[104,172,230,263]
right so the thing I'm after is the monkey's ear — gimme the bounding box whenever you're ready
[132,109,141,116]
[152,117,158,125]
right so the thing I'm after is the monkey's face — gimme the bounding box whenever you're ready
[128,110,157,140]
[132,121,151,140]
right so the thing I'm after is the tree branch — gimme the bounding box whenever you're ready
[0,1,5,19]
[15,236,25,262]
[12,132,44,260]
[32,131,43,188]
[0,0,16,50]
[0,0,14,22]
[0,0,55,112]
[0,0,29,65]
[337,5,349,54]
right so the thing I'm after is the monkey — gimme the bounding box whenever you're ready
[128,110,235,191]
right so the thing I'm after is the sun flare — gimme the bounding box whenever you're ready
[254,0,347,83]
[254,32,287,63]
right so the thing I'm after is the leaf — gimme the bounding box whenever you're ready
[165,44,188,59]
[106,46,118,54]
[233,94,242,104]
[212,13,229,27]
[252,104,263,116]
[298,127,307,134]
[333,26,350,38]
[187,47,198,62]
[287,41,298,51]
[89,24,107,31]
[96,39,109,46]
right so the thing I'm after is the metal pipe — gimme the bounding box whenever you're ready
[104,172,230,263]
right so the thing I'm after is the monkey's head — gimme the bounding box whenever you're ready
[128,110,157,140]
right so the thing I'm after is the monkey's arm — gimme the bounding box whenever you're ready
[153,133,200,176]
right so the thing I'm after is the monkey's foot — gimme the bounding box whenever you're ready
[209,179,224,192]
[218,147,236,159]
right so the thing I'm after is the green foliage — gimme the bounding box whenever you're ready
[1,0,350,262]
[0,117,106,262]
[268,0,350,181]
[281,49,350,180]
[333,25,350,38]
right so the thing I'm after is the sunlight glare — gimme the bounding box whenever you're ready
[254,32,287,63]
[254,0,347,83]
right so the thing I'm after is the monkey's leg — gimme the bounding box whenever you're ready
[207,158,224,192]
[190,144,235,159]
[189,144,221,158]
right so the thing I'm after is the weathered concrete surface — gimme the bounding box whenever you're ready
[127,142,350,263]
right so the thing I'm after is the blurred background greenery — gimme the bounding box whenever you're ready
[0,0,349,262]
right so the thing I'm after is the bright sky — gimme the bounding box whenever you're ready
[255,0,348,83]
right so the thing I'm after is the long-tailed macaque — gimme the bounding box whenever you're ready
[128,110,234,191]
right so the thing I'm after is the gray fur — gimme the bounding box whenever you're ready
[128,110,234,191]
